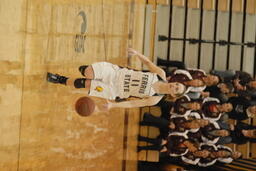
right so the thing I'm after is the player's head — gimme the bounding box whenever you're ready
[168,82,187,98]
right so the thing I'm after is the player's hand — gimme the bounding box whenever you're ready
[97,100,112,112]
[127,48,139,57]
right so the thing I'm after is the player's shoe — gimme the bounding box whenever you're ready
[78,65,88,76]
[47,72,67,84]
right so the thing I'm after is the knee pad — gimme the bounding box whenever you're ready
[78,65,88,76]
[74,78,86,88]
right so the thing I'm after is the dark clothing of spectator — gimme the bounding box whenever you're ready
[201,100,222,120]
[230,122,256,144]
[204,86,229,103]
[228,96,251,120]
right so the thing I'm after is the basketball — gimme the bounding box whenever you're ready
[75,96,95,117]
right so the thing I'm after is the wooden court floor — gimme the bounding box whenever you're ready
[0,0,146,170]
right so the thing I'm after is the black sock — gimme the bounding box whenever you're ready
[74,78,86,88]
[59,76,68,85]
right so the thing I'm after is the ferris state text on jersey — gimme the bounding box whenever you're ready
[119,70,157,98]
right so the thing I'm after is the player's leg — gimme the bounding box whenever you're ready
[67,78,91,89]
[47,72,91,90]
[80,62,120,83]
[47,64,94,86]
[46,72,68,84]
[79,65,94,79]
[47,72,117,100]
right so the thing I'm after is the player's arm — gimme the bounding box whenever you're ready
[128,48,166,80]
[108,96,163,109]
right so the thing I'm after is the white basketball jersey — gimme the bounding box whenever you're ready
[117,68,158,98]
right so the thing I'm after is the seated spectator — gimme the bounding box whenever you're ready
[156,59,220,87]
[200,121,231,144]
[170,95,201,117]
[187,131,203,144]
[229,122,256,144]
[181,149,209,165]
[228,96,256,120]
[139,112,208,134]
[159,97,232,121]
[188,68,220,87]
[201,97,233,121]
[187,82,235,102]
[168,117,208,133]
[216,145,242,164]
[204,82,235,102]
[137,133,198,157]
[155,96,201,119]
[211,70,256,100]
[197,143,241,167]
[183,143,217,167]
[168,69,206,92]
[211,70,256,89]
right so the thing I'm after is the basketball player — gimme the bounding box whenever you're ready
[47,48,187,109]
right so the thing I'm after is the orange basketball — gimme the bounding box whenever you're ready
[75,97,95,116]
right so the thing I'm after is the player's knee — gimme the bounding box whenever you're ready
[74,78,86,88]
[85,79,91,88]
[84,65,94,79]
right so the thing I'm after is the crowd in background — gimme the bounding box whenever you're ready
[138,59,256,169]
